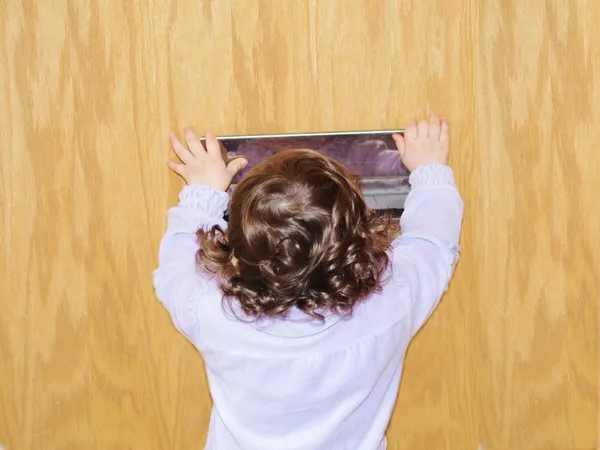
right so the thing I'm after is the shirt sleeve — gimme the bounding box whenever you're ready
[390,164,464,336]
[152,184,229,340]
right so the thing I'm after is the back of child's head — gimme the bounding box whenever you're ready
[197,149,398,319]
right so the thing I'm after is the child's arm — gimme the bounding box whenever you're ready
[153,185,228,336]
[152,129,247,338]
[391,115,464,335]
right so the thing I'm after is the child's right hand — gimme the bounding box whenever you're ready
[392,114,449,172]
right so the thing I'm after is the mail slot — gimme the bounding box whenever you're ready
[207,130,409,217]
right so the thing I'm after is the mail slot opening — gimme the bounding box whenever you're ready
[207,130,410,218]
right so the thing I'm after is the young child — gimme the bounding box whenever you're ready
[153,114,463,450]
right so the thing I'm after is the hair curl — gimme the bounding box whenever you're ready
[197,149,399,320]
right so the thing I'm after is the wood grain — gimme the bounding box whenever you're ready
[0,1,598,449]
[473,1,600,448]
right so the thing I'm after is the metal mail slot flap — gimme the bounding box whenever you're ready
[216,130,410,213]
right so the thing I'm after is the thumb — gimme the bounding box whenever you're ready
[393,133,405,158]
[226,157,248,176]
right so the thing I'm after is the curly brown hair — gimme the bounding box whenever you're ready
[196,149,399,320]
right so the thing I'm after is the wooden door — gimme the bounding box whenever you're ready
[1,1,598,448]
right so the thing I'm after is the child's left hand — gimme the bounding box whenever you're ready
[167,127,247,191]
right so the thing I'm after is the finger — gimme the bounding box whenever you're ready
[184,127,205,156]
[405,121,417,140]
[440,119,449,142]
[166,159,186,177]
[204,132,222,157]
[417,120,428,138]
[392,133,405,158]
[169,132,194,163]
[429,114,441,139]
[219,142,230,165]
[226,157,248,177]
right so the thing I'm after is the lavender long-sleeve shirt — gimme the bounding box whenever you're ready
[153,164,463,450]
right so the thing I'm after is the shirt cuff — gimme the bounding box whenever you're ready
[178,184,229,217]
[409,165,455,187]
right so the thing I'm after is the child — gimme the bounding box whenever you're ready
[153,114,463,450]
